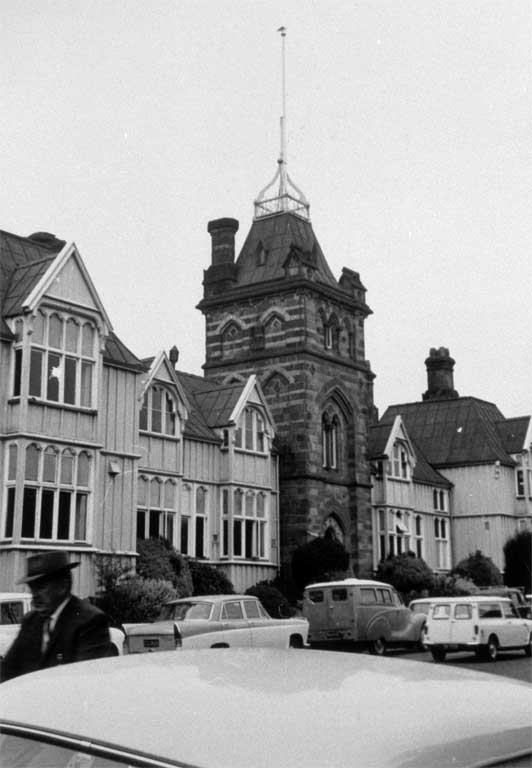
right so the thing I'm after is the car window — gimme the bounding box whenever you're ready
[0,602,25,624]
[332,588,348,601]
[502,602,518,619]
[380,590,393,604]
[410,602,430,614]
[360,588,376,604]
[243,600,261,619]
[0,732,128,768]
[432,604,451,619]
[308,590,324,603]
[159,602,212,621]
[391,590,403,607]
[478,603,503,619]
[223,601,244,620]
[454,604,472,620]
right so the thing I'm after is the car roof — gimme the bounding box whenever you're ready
[2,649,530,768]
[305,578,394,589]
[164,594,250,605]
[0,592,31,601]
[429,596,512,603]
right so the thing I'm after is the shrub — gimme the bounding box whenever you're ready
[452,550,502,587]
[187,559,234,595]
[245,581,294,617]
[430,573,478,597]
[136,538,194,595]
[291,536,350,594]
[503,530,532,592]
[375,553,435,599]
[95,577,178,625]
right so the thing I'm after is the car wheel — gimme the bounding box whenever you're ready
[369,637,386,655]
[524,635,532,658]
[289,635,304,648]
[430,647,446,663]
[481,636,498,662]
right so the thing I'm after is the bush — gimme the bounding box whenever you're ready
[291,536,350,594]
[503,530,532,592]
[452,550,502,587]
[430,573,478,597]
[187,559,234,595]
[375,553,435,599]
[245,581,294,617]
[94,577,178,625]
[136,538,194,595]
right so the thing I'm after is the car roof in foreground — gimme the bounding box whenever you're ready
[305,578,394,589]
[164,594,249,605]
[2,649,531,768]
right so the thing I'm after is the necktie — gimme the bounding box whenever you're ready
[41,617,51,654]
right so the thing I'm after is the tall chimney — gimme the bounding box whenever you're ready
[423,347,459,401]
[207,218,239,266]
[203,218,239,297]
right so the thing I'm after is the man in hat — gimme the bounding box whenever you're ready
[1,551,114,682]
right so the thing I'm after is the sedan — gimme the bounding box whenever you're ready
[124,594,309,653]
[1,649,531,768]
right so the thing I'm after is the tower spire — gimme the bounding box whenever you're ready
[254,27,310,221]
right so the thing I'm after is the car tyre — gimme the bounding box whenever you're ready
[481,636,498,662]
[430,646,446,663]
[369,637,386,655]
[524,634,532,658]
[289,635,304,648]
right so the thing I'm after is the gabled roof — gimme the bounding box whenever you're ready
[381,397,516,468]
[176,372,227,442]
[0,230,64,339]
[234,212,338,288]
[368,419,451,487]
[496,416,531,455]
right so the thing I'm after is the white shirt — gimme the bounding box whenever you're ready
[42,595,71,652]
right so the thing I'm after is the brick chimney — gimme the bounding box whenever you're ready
[422,347,459,401]
[203,218,239,297]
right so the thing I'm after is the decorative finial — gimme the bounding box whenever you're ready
[254,27,310,221]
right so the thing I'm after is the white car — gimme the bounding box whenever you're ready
[424,595,532,662]
[1,649,531,768]
[0,592,124,658]
[124,594,309,653]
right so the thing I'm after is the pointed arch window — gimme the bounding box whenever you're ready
[140,386,177,436]
[136,477,177,545]
[322,413,339,470]
[234,407,266,453]
[18,443,90,542]
[232,488,268,560]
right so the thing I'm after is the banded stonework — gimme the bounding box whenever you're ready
[198,212,375,577]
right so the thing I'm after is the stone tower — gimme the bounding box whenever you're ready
[197,31,375,578]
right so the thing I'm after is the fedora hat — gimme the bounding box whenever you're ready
[18,551,80,584]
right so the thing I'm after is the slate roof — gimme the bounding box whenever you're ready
[381,397,516,468]
[176,372,244,443]
[103,331,145,372]
[368,421,451,487]
[496,416,530,455]
[235,212,338,288]
[0,230,64,339]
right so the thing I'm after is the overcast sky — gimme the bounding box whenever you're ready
[2,1,530,417]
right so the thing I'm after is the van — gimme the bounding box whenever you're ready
[302,578,426,654]
[423,596,532,662]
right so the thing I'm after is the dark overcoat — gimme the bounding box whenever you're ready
[1,595,114,682]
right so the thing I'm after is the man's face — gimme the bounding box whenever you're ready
[30,574,68,617]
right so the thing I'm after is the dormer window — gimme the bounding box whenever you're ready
[387,443,410,480]
[233,407,266,453]
[140,386,177,436]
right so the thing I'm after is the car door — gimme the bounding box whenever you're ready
[450,602,474,645]
[221,600,252,647]
[244,599,278,647]
[500,600,528,647]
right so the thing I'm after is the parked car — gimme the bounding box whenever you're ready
[477,586,531,618]
[124,594,309,653]
[0,592,125,659]
[408,598,432,616]
[302,578,426,654]
[424,595,532,662]
[2,648,531,768]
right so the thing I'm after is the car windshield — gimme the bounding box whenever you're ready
[0,733,127,768]
[158,601,212,621]
[411,602,430,614]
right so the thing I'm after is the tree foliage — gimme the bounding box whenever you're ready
[188,559,234,595]
[452,550,502,587]
[375,553,434,598]
[245,581,294,617]
[95,577,178,625]
[291,536,350,593]
[503,530,532,592]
